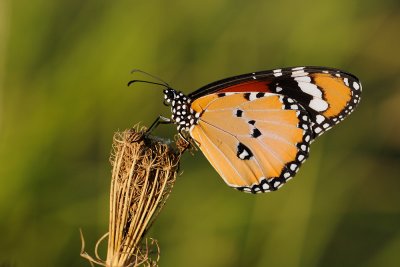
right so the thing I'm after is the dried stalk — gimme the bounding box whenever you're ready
[81,125,188,266]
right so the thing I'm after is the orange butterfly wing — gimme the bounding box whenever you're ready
[190,67,361,138]
[189,92,312,193]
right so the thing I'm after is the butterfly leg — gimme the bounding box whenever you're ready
[178,131,191,144]
[146,116,172,134]
[180,130,200,148]
[177,129,197,153]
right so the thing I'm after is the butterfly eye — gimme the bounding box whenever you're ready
[163,89,176,105]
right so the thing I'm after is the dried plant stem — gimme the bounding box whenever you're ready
[81,125,187,267]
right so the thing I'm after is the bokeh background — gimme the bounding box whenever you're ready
[1,0,400,266]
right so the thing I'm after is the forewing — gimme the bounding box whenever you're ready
[189,66,361,138]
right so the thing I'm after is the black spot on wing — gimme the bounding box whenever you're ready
[252,128,262,138]
[235,109,243,117]
[237,143,253,160]
[256,92,265,98]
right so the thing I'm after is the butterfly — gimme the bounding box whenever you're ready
[130,66,362,193]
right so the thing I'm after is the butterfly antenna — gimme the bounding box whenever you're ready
[130,69,170,87]
[127,79,170,89]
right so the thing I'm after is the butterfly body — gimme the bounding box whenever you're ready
[163,89,197,132]
[159,66,361,193]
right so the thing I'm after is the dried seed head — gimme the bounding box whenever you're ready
[81,125,187,267]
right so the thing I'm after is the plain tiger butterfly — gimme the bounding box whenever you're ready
[129,66,362,194]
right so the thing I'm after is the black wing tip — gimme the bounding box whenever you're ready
[299,66,360,82]
[189,65,361,99]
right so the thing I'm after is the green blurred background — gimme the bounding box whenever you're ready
[1,0,400,266]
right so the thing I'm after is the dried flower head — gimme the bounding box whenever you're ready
[81,125,187,267]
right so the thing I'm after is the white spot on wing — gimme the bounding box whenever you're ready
[248,93,258,101]
[291,70,308,77]
[273,69,283,77]
[316,115,325,124]
[239,150,250,159]
[295,76,311,83]
[297,82,323,98]
[309,98,328,112]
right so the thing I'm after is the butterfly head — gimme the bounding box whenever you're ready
[163,88,197,132]
[163,88,177,106]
